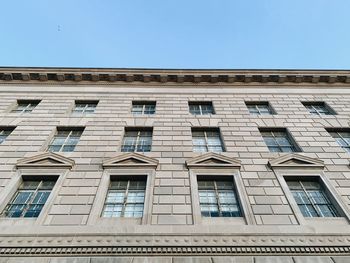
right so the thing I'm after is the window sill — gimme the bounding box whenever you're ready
[304,217,348,225]
[201,216,246,225]
[98,217,142,225]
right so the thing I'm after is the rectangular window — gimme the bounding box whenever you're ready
[198,179,241,217]
[189,101,214,115]
[73,101,98,114]
[102,178,146,218]
[48,127,84,152]
[260,128,300,152]
[121,128,153,152]
[12,100,40,113]
[302,102,335,116]
[328,130,350,153]
[131,101,156,115]
[245,101,275,115]
[286,179,340,218]
[192,128,224,152]
[0,127,15,144]
[3,178,56,218]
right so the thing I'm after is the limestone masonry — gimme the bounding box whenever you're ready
[0,67,349,262]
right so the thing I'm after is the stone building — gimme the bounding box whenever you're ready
[0,67,349,262]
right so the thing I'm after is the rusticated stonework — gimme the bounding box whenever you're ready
[0,67,349,262]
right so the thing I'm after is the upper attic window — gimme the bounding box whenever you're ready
[245,101,275,115]
[73,101,98,114]
[131,101,156,115]
[189,101,214,115]
[12,100,41,113]
[302,101,336,116]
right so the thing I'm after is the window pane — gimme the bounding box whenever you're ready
[4,180,55,218]
[198,180,241,218]
[132,103,156,115]
[49,129,83,152]
[287,180,340,218]
[247,103,272,115]
[189,104,201,115]
[102,180,146,218]
[261,130,298,153]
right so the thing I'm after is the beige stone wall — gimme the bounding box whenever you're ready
[0,83,349,257]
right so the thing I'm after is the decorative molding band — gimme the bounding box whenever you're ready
[0,68,350,85]
[0,234,349,249]
[0,245,349,256]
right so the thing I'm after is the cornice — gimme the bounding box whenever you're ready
[0,68,350,85]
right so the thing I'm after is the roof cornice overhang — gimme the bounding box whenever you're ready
[0,67,350,85]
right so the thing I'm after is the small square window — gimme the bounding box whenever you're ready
[131,101,156,115]
[328,129,350,153]
[285,178,340,218]
[192,128,224,152]
[198,178,242,217]
[302,102,335,116]
[189,102,214,115]
[102,178,146,218]
[48,127,84,152]
[2,177,57,218]
[245,101,275,115]
[260,128,300,152]
[0,127,15,144]
[12,100,40,113]
[121,128,153,152]
[73,101,98,114]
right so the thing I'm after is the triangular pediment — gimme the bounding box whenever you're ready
[268,153,324,169]
[16,152,75,169]
[103,153,158,169]
[186,153,241,169]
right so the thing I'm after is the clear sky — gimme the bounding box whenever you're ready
[1,0,349,69]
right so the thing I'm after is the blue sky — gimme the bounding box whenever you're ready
[1,0,349,69]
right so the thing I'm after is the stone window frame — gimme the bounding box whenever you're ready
[88,168,155,225]
[186,153,254,225]
[189,169,253,225]
[0,168,68,226]
[269,155,350,227]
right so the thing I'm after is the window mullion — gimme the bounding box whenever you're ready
[300,181,320,217]
[122,181,130,217]
[25,104,31,113]
[60,131,72,152]
[135,131,141,152]
[272,132,281,152]
[256,105,261,115]
[204,131,209,151]
[338,132,349,148]
[83,104,88,114]
[22,181,41,217]
[214,181,222,217]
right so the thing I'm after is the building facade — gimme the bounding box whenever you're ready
[0,68,349,262]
